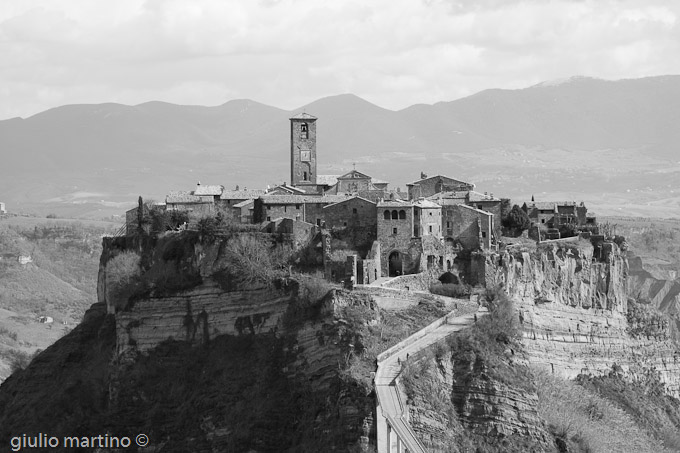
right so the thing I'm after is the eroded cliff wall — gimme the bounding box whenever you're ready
[476,242,680,397]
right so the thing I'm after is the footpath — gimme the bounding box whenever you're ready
[375,307,487,452]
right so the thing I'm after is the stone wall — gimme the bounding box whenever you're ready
[323,197,377,229]
[444,204,491,250]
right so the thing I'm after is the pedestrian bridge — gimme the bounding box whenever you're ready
[375,309,485,452]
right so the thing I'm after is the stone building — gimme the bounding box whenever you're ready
[443,204,494,251]
[376,199,450,277]
[322,196,377,229]
[323,170,388,201]
[165,191,213,215]
[406,174,474,200]
[193,183,224,203]
[522,201,556,227]
[218,188,266,211]
[253,194,348,225]
[232,199,255,223]
[0,202,5,214]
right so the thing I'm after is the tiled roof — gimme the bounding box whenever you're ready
[220,189,266,200]
[166,191,204,203]
[427,191,467,205]
[194,184,224,196]
[260,194,349,205]
[377,200,412,208]
[406,174,474,187]
[414,199,441,209]
[233,199,254,209]
[289,112,317,120]
[337,170,372,180]
[556,201,577,207]
[467,191,500,202]
[456,204,493,216]
[526,202,556,211]
[322,196,375,209]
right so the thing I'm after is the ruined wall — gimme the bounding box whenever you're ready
[445,204,486,250]
[477,242,680,397]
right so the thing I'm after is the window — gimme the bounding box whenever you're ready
[541,219,545,224]
[303,171,308,181]
[399,210,406,219]
[352,208,357,214]
[482,231,487,238]
[296,204,300,209]
[393,227,398,235]
[429,212,432,216]
[284,206,287,213]
[343,222,347,227]
[267,216,271,221]
[429,225,433,233]
[383,210,390,220]
[414,225,419,237]
[478,205,483,210]
[267,205,271,210]
[446,221,450,228]
[301,123,308,139]
[391,210,398,220]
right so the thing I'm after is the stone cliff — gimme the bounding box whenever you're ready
[1,232,380,452]
[474,240,680,398]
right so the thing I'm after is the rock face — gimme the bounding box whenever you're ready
[476,241,680,398]
[411,359,553,451]
[116,281,292,356]
[93,234,377,451]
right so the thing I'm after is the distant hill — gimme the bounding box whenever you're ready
[2,75,680,218]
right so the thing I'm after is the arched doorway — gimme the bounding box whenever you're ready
[388,251,402,277]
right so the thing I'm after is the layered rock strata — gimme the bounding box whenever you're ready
[476,242,680,397]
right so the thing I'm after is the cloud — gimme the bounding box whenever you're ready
[0,0,679,119]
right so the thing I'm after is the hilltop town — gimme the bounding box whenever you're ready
[4,112,680,453]
[125,112,599,284]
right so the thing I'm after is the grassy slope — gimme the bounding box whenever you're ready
[0,218,116,381]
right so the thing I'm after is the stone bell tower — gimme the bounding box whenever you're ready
[290,112,317,187]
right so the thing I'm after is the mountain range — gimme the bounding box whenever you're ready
[2,75,680,218]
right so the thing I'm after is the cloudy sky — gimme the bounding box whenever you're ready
[1,0,678,120]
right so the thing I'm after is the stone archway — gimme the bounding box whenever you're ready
[388,251,403,277]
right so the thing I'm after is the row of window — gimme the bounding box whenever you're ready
[383,210,407,220]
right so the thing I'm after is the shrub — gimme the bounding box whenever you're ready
[298,275,333,307]
[627,298,670,340]
[196,215,222,242]
[7,349,32,373]
[0,326,18,342]
[503,204,531,232]
[106,250,142,310]
[429,283,471,298]
[223,235,281,286]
